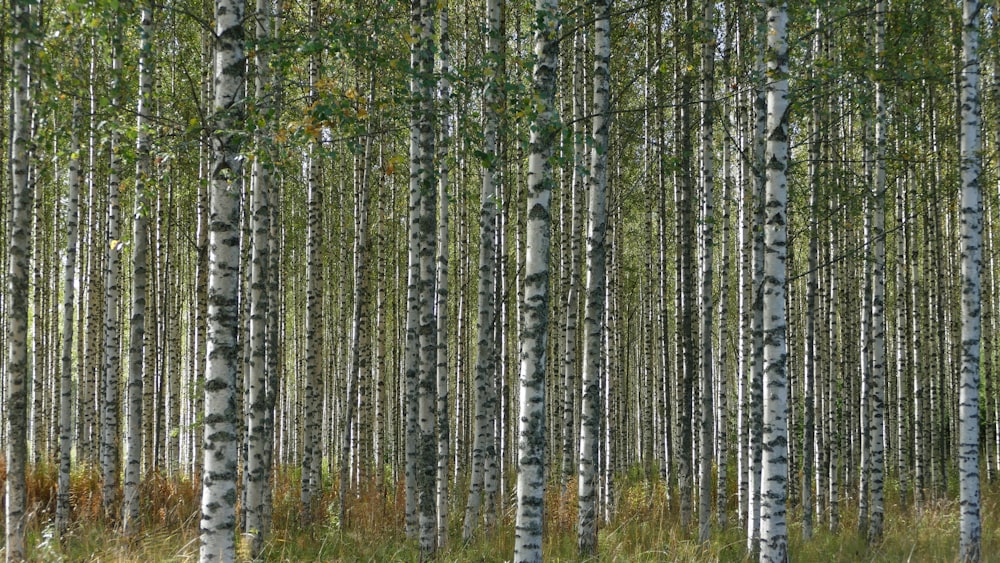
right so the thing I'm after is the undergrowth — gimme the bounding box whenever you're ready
[1,461,998,561]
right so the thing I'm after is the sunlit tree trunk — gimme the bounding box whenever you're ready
[124,0,153,534]
[435,4,452,548]
[562,23,585,488]
[340,74,375,527]
[5,0,33,557]
[404,0,423,535]
[697,0,716,544]
[578,0,609,553]
[513,0,559,557]
[958,0,983,559]
[462,0,501,541]
[802,8,822,538]
[244,0,273,553]
[101,22,125,522]
[301,0,323,520]
[866,0,888,544]
[758,1,790,561]
[676,0,697,532]
[57,102,82,540]
[746,1,767,551]
[414,0,438,556]
[200,0,245,557]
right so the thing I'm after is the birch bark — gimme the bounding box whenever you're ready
[514,0,559,558]
[199,0,245,558]
[958,1,983,559]
[124,0,154,534]
[758,2,790,561]
[5,0,32,557]
[578,0,609,552]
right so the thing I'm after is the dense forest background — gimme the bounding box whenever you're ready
[0,0,997,561]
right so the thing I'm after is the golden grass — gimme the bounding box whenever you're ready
[3,461,999,562]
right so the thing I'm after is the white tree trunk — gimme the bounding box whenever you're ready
[101,29,124,521]
[958,0,983,560]
[301,0,323,518]
[200,0,245,558]
[867,0,888,544]
[578,0,609,553]
[698,0,716,544]
[462,0,500,540]
[5,0,32,557]
[57,102,82,539]
[435,5,452,548]
[244,0,273,553]
[747,4,768,551]
[514,0,559,558]
[124,0,153,534]
[758,2,790,561]
[414,0,438,556]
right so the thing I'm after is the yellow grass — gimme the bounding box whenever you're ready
[3,462,998,562]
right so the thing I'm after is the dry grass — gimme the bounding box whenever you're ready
[2,461,999,561]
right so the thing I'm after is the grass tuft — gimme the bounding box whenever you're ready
[5,462,1000,561]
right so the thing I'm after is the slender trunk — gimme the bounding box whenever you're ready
[101,26,125,522]
[867,0,888,544]
[958,1,983,559]
[340,77,374,528]
[124,0,154,534]
[415,0,438,555]
[562,24,585,488]
[747,2,767,551]
[301,0,323,519]
[698,0,716,543]
[513,0,559,557]
[200,0,245,558]
[578,0,609,553]
[435,5,452,548]
[758,1,790,561]
[5,0,32,556]
[244,0,273,552]
[57,102,82,539]
[803,9,821,538]
[462,0,501,541]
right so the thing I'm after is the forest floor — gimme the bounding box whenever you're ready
[6,462,1000,561]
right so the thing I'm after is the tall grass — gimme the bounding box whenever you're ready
[2,461,998,561]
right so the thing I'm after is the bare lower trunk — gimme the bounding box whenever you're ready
[514,0,559,558]
[578,0,610,553]
[124,0,154,534]
[758,2,790,561]
[199,0,245,559]
[6,1,33,557]
[958,1,983,560]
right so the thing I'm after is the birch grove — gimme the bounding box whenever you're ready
[0,1,997,561]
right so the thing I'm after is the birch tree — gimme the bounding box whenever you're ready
[958,0,983,559]
[866,0,888,544]
[102,18,125,521]
[758,1,790,560]
[244,0,274,553]
[414,0,439,555]
[513,0,559,558]
[301,0,323,519]
[746,2,768,549]
[698,0,716,543]
[462,0,501,539]
[435,2,453,547]
[5,0,33,557]
[57,102,82,540]
[200,0,245,557]
[124,0,154,534]
[578,0,610,553]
